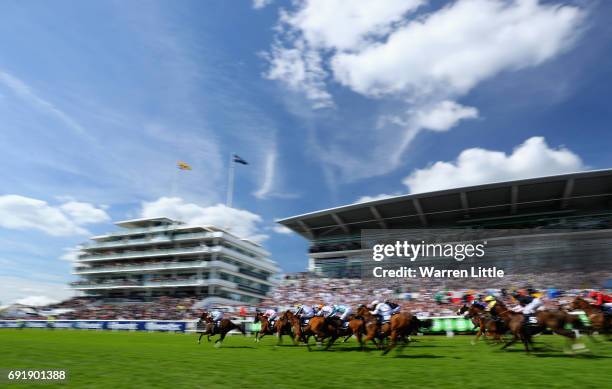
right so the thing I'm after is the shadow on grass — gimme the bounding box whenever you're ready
[392,354,446,359]
[407,344,456,348]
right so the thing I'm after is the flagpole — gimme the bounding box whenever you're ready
[226,152,235,208]
[171,164,179,198]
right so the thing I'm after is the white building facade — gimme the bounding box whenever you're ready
[71,217,279,304]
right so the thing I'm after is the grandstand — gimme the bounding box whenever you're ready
[277,169,612,287]
[71,217,279,305]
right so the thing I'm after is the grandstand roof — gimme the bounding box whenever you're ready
[277,169,612,239]
[114,217,180,228]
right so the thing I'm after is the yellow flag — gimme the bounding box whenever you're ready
[177,161,192,170]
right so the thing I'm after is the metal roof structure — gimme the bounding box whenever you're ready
[277,169,612,240]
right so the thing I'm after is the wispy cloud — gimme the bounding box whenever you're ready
[0,69,87,136]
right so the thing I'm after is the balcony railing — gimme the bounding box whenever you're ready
[78,245,213,262]
[82,231,221,250]
[77,245,279,273]
[73,260,239,275]
[70,277,238,290]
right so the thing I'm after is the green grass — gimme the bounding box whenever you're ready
[0,330,610,388]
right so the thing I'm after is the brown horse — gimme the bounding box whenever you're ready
[568,297,610,337]
[253,312,275,343]
[356,306,385,349]
[457,303,505,344]
[196,312,245,347]
[339,314,367,348]
[274,310,301,345]
[382,312,426,355]
[301,315,341,350]
[490,299,583,353]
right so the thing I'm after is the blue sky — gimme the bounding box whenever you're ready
[1,0,611,305]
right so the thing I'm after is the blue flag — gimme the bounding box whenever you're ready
[233,154,248,165]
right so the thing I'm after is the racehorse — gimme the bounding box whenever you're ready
[274,310,301,345]
[196,312,246,347]
[339,314,367,348]
[355,305,385,350]
[382,312,427,355]
[253,311,275,343]
[301,315,341,351]
[568,297,610,337]
[457,304,505,344]
[489,299,582,353]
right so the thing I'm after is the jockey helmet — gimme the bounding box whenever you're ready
[484,295,495,302]
[371,300,380,306]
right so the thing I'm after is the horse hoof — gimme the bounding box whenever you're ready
[214,343,221,348]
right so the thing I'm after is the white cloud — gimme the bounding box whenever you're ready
[413,101,479,132]
[141,197,268,243]
[60,201,111,224]
[254,149,277,199]
[16,295,59,307]
[403,136,585,193]
[263,0,586,181]
[355,193,397,203]
[282,0,424,51]
[331,0,584,97]
[59,246,83,262]
[0,195,109,236]
[0,275,73,306]
[272,225,293,234]
[253,0,273,9]
[264,40,333,109]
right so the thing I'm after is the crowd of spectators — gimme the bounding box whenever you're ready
[260,271,611,316]
[0,296,200,320]
[2,271,609,320]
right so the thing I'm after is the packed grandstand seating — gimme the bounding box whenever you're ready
[1,271,609,321]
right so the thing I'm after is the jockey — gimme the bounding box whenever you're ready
[329,304,352,321]
[516,288,543,315]
[483,295,497,312]
[472,300,486,310]
[264,308,278,322]
[317,304,334,318]
[210,308,224,329]
[384,300,401,315]
[588,291,612,313]
[370,300,393,322]
[295,304,315,321]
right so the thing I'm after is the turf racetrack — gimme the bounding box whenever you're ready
[1,330,610,388]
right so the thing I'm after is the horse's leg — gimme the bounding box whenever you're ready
[553,327,587,353]
[501,333,518,350]
[356,332,364,351]
[472,327,482,345]
[215,332,226,348]
[343,332,352,343]
[325,334,339,350]
[198,333,204,344]
[382,330,397,355]
[276,332,283,346]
